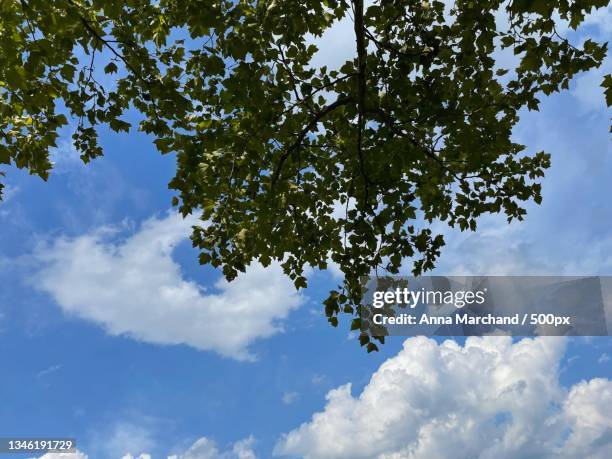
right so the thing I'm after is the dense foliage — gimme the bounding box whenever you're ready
[1,0,610,350]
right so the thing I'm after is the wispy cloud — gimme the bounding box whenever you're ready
[282,391,299,405]
[36,364,63,379]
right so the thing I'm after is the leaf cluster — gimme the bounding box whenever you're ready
[0,0,608,349]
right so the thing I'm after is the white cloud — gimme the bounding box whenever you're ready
[32,212,305,360]
[36,364,62,379]
[36,452,87,459]
[282,391,299,405]
[572,54,610,113]
[168,436,256,459]
[583,5,612,36]
[35,436,257,459]
[274,336,612,459]
[307,14,354,72]
[49,138,83,171]
[35,417,257,459]
[562,378,612,458]
[97,421,157,459]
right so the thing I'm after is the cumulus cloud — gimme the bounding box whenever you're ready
[562,378,612,458]
[32,212,305,360]
[274,336,612,459]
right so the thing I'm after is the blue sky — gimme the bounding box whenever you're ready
[1,5,612,459]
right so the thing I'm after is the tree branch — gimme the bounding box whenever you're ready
[352,0,372,208]
[63,0,163,126]
[270,96,353,187]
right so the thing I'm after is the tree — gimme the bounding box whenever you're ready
[1,0,610,351]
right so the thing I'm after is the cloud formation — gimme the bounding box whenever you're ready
[33,212,304,360]
[37,452,87,459]
[36,436,257,459]
[275,336,612,459]
[166,436,256,459]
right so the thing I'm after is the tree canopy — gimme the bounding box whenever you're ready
[1,0,610,350]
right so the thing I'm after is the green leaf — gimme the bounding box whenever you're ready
[104,62,118,74]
